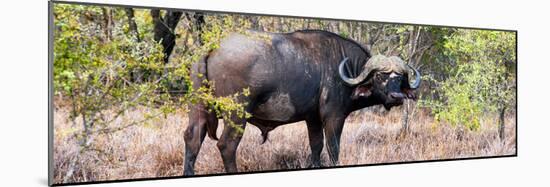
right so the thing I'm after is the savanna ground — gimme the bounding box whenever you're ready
[53,98,516,183]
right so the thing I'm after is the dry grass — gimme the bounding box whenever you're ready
[53,104,516,184]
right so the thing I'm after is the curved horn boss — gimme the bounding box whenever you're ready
[339,55,388,86]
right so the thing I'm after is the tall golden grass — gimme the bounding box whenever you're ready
[53,103,516,184]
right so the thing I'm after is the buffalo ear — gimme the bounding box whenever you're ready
[351,85,372,99]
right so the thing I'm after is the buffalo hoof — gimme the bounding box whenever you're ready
[183,170,195,176]
[308,163,323,168]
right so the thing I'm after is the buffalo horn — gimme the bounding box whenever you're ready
[338,57,372,86]
[407,63,421,89]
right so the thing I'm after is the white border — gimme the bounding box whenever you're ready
[2,0,550,186]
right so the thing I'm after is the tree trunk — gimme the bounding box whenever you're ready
[399,100,410,137]
[192,12,205,46]
[358,24,364,44]
[102,8,113,42]
[151,9,183,63]
[276,18,283,31]
[185,12,205,46]
[348,22,355,39]
[125,8,140,42]
[250,17,260,30]
[499,106,507,141]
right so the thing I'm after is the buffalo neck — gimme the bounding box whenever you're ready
[349,96,381,114]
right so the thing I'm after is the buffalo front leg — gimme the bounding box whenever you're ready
[184,106,216,176]
[217,117,246,173]
[306,117,324,167]
[323,117,345,166]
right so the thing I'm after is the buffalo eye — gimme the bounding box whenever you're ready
[376,73,389,82]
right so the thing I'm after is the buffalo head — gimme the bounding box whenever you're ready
[338,55,421,110]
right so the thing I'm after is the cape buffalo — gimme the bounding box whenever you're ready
[183,30,421,175]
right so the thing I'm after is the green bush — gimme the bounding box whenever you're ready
[421,30,515,131]
[53,4,253,140]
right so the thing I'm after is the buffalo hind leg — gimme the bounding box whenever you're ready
[217,116,246,173]
[184,105,217,176]
[323,117,345,166]
[306,117,324,167]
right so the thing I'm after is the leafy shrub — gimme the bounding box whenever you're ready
[421,30,515,130]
